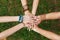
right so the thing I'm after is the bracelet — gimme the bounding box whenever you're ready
[23,8,29,12]
[19,15,23,23]
[23,5,29,12]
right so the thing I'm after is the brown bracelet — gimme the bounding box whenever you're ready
[23,5,29,12]
[23,8,29,12]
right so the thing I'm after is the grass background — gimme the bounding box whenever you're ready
[0,0,60,40]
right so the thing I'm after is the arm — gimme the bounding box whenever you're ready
[21,0,34,29]
[31,1,60,40]
[32,5,60,39]
[38,12,60,21]
[32,0,39,15]
[0,23,24,39]
[32,25,60,40]
[31,0,41,25]
[0,16,19,23]
[21,0,30,15]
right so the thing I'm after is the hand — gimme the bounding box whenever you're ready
[23,13,34,28]
[32,16,42,25]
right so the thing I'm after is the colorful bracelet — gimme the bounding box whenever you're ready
[19,15,23,23]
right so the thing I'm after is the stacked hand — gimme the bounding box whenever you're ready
[32,16,41,25]
[23,13,41,30]
[23,13,33,27]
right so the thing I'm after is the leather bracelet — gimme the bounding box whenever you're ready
[23,5,29,12]
[23,8,29,12]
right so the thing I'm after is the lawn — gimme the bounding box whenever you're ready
[0,0,60,40]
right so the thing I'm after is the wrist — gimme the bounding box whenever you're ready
[23,5,29,13]
[23,6,30,15]
[23,4,28,10]
[24,10,31,15]
[38,14,46,21]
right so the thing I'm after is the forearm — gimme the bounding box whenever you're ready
[38,12,60,21]
[0,23,24,39]
[0,16,19,23]
[21,0,30,15]
[32,26,60,40]
[32,0,39,15]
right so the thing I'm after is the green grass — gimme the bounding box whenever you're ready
[0,0,60,40]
